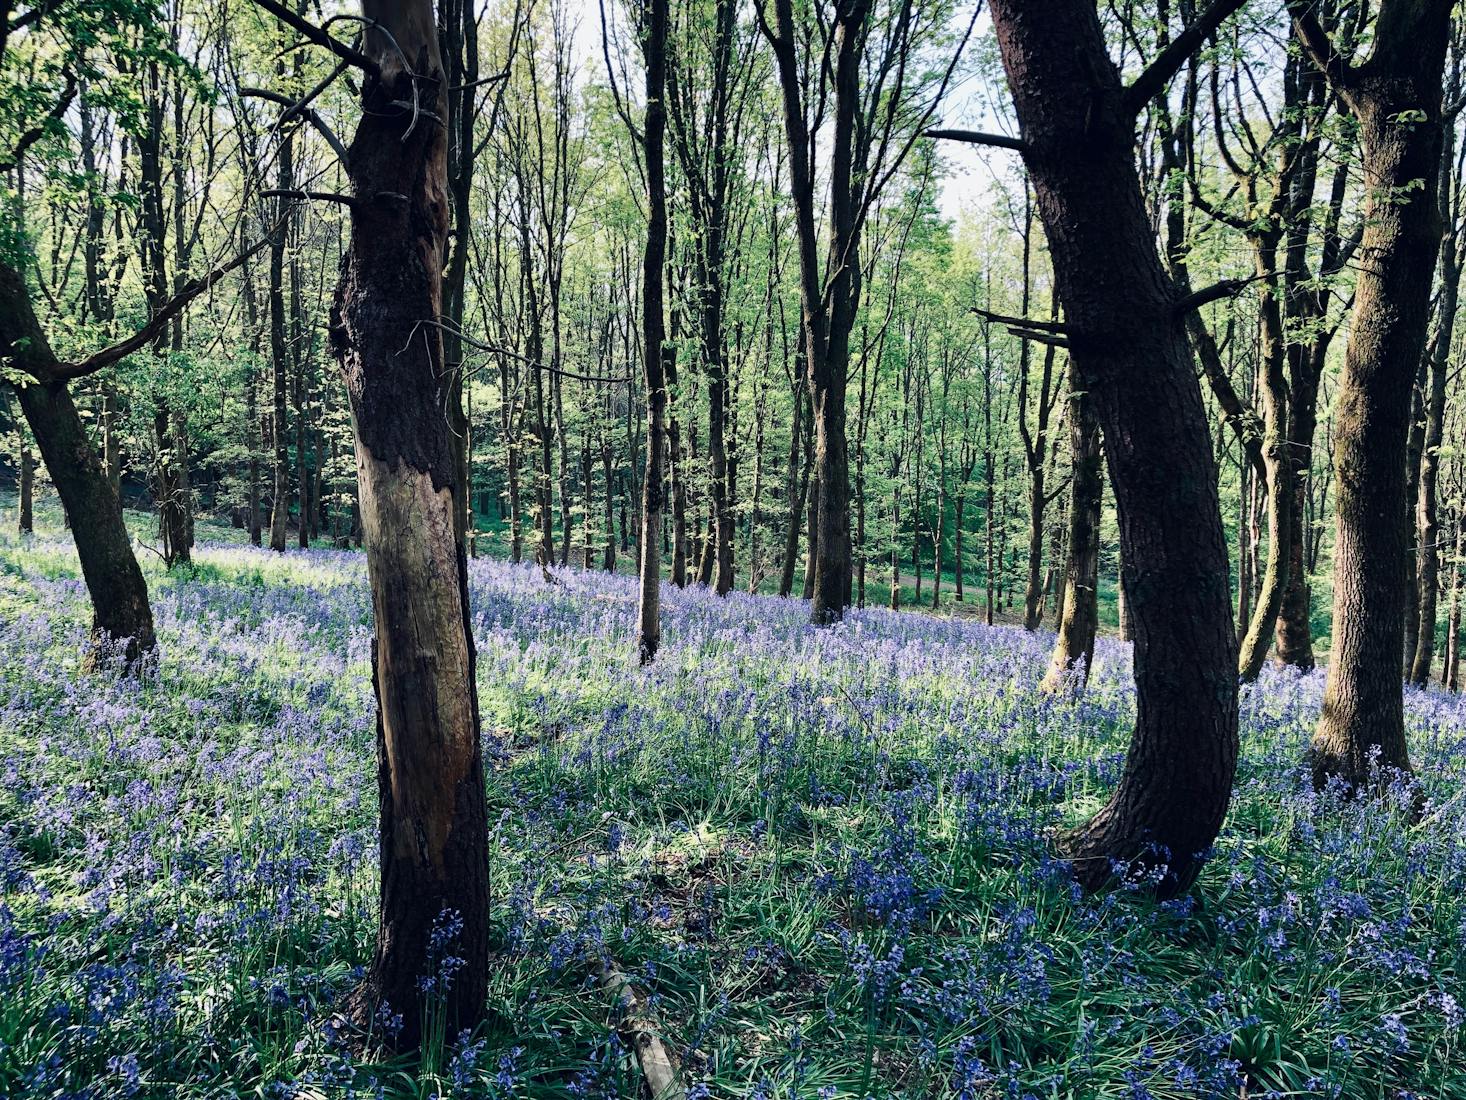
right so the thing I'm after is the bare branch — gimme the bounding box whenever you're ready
[261,188,356,208]
[240,86,349,164]
[1172,272,1269,317]
[924,127,1027,154]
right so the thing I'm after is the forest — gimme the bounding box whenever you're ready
[0,0,1465,1095]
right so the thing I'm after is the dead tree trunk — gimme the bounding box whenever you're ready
[330,0,490,1048]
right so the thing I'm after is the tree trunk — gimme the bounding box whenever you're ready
[669,417,688,587]
[1447,513,1462,690]
[1238,257,1291,682]
[18,438,32,534]
[802,468,818,600]
[987,0,1240,896]
[331,1,489,1049]
[954,492,966,602]
[1042,376,1101,692]
[1404,374,1427,671]
[1410,189,1462,685]
[1023,467,1045,629]
[636,0,670,663]
[267,127,293,554]
[1295,0,1452,788]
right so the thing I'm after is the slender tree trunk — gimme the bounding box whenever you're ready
[267,127,293,554]
[802,468,818,600]
[1238,259,1292,682]
[332,2,489,1048]
[1410,203,1462,684]
[636,0,671,663]
[1042,377,1102,692]
[1023,467,1045,629]
[1404,374,1427,671]
[954,493,966,602]
[669,418,688,587]
[18,438,32,534]
[1448,513,1462,690]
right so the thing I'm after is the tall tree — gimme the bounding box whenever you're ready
[758,0,969,625]
[628,0,672,662]
[945,0,1247,895]
[1292,0,1455,787]
[315,0,492,1046]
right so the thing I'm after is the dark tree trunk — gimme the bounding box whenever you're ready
[1410,165,1463,685]
[1447,513,1463,690]
[18,438,32,534]
[986,0,1240,896]
[636,0,670,663]
[669,417,688,587]
[762,0,865,625]
[267,129,293,554]
[802,468,818,600]
[1293,0,1453,788]
[330,1,490,1049]
[1042,374,1101,692]
[13,376,158,669]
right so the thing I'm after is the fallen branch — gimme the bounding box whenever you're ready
[600,963,686,1100]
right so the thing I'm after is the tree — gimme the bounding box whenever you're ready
[625,0,672,662]
[954,0,1246,895]
[306,0,493,1046]
[1041,365,1101,692]
[1292,0,1455,788]
[758,0,970,625]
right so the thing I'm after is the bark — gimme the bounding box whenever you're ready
[1448,512,1463,690]
[1409,159,1463,685]
[669,417,688,587]
[636,0,671,663]
[1295,0,1453,788]
[0,261,157,668]
[267,129,293,554]
[18,438,32,534]
[987,0,1240,896]
[331,0,490,1049]
[138,62,189,567]
[1237,254,1292,682]
[1041,374,1101,692]
[761,0,865,625]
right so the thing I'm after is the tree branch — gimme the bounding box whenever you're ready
[1121,0,1249,120]
[246,0,380,78]
[240,86,350,164]
[1287,1,1355,91]
[1172,272,1268,317]
[971,306,1070,334]
[262,188,356,208]
[51,227,279,382]
[924,127,1027,153]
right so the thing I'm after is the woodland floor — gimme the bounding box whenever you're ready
[0,505,1461,1098]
